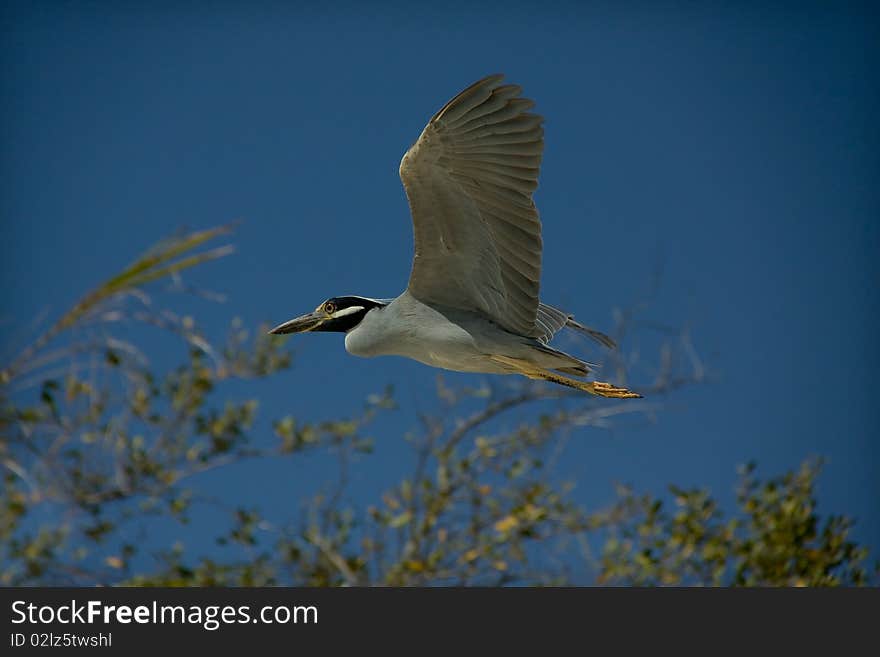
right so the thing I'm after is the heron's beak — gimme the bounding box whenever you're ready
[268,311,326,335]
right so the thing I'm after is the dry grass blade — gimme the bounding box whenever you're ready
[100,225,233,295]
[1,224,236,383]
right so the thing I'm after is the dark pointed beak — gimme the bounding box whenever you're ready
[268,311,326,335]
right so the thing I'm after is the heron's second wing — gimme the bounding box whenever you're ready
[399,74,544,337]
[536,302,618,349]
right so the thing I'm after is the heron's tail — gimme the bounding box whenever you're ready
[554,365,590,376]
[529,342,595,377]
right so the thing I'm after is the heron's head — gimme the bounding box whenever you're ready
[268,296,388,335]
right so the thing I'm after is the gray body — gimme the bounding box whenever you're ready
[344,291,583,375]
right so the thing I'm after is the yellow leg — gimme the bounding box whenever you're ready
[489,355,642,399]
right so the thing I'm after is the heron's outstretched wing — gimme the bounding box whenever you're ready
[399,74,545,337]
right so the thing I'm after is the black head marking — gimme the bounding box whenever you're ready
[313,296,388,333]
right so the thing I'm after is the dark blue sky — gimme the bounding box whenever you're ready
[2,2,878,575]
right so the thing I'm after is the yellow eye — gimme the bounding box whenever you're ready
[324,302,336,315]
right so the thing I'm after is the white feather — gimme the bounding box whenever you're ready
[331,305,365,318]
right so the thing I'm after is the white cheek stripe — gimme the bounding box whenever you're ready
[331,306,365,318]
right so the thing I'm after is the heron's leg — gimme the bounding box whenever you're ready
[488,356,642,399]
[535,371,642,399]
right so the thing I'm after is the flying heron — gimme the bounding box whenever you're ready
[270,74,640,399]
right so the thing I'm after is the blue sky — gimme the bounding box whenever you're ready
[2,2,878,576]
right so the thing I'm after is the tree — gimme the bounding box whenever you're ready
[0,226,873,586]
[598,459,870,586]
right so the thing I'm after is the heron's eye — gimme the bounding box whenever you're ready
[324,302,336,315]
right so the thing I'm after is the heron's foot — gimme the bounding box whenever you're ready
[587,381,643,399]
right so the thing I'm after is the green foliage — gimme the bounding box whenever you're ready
[0,227,290,584]
[1,225,873,586]
[598,460,871,586]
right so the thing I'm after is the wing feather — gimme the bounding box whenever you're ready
[400,74,546,335]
